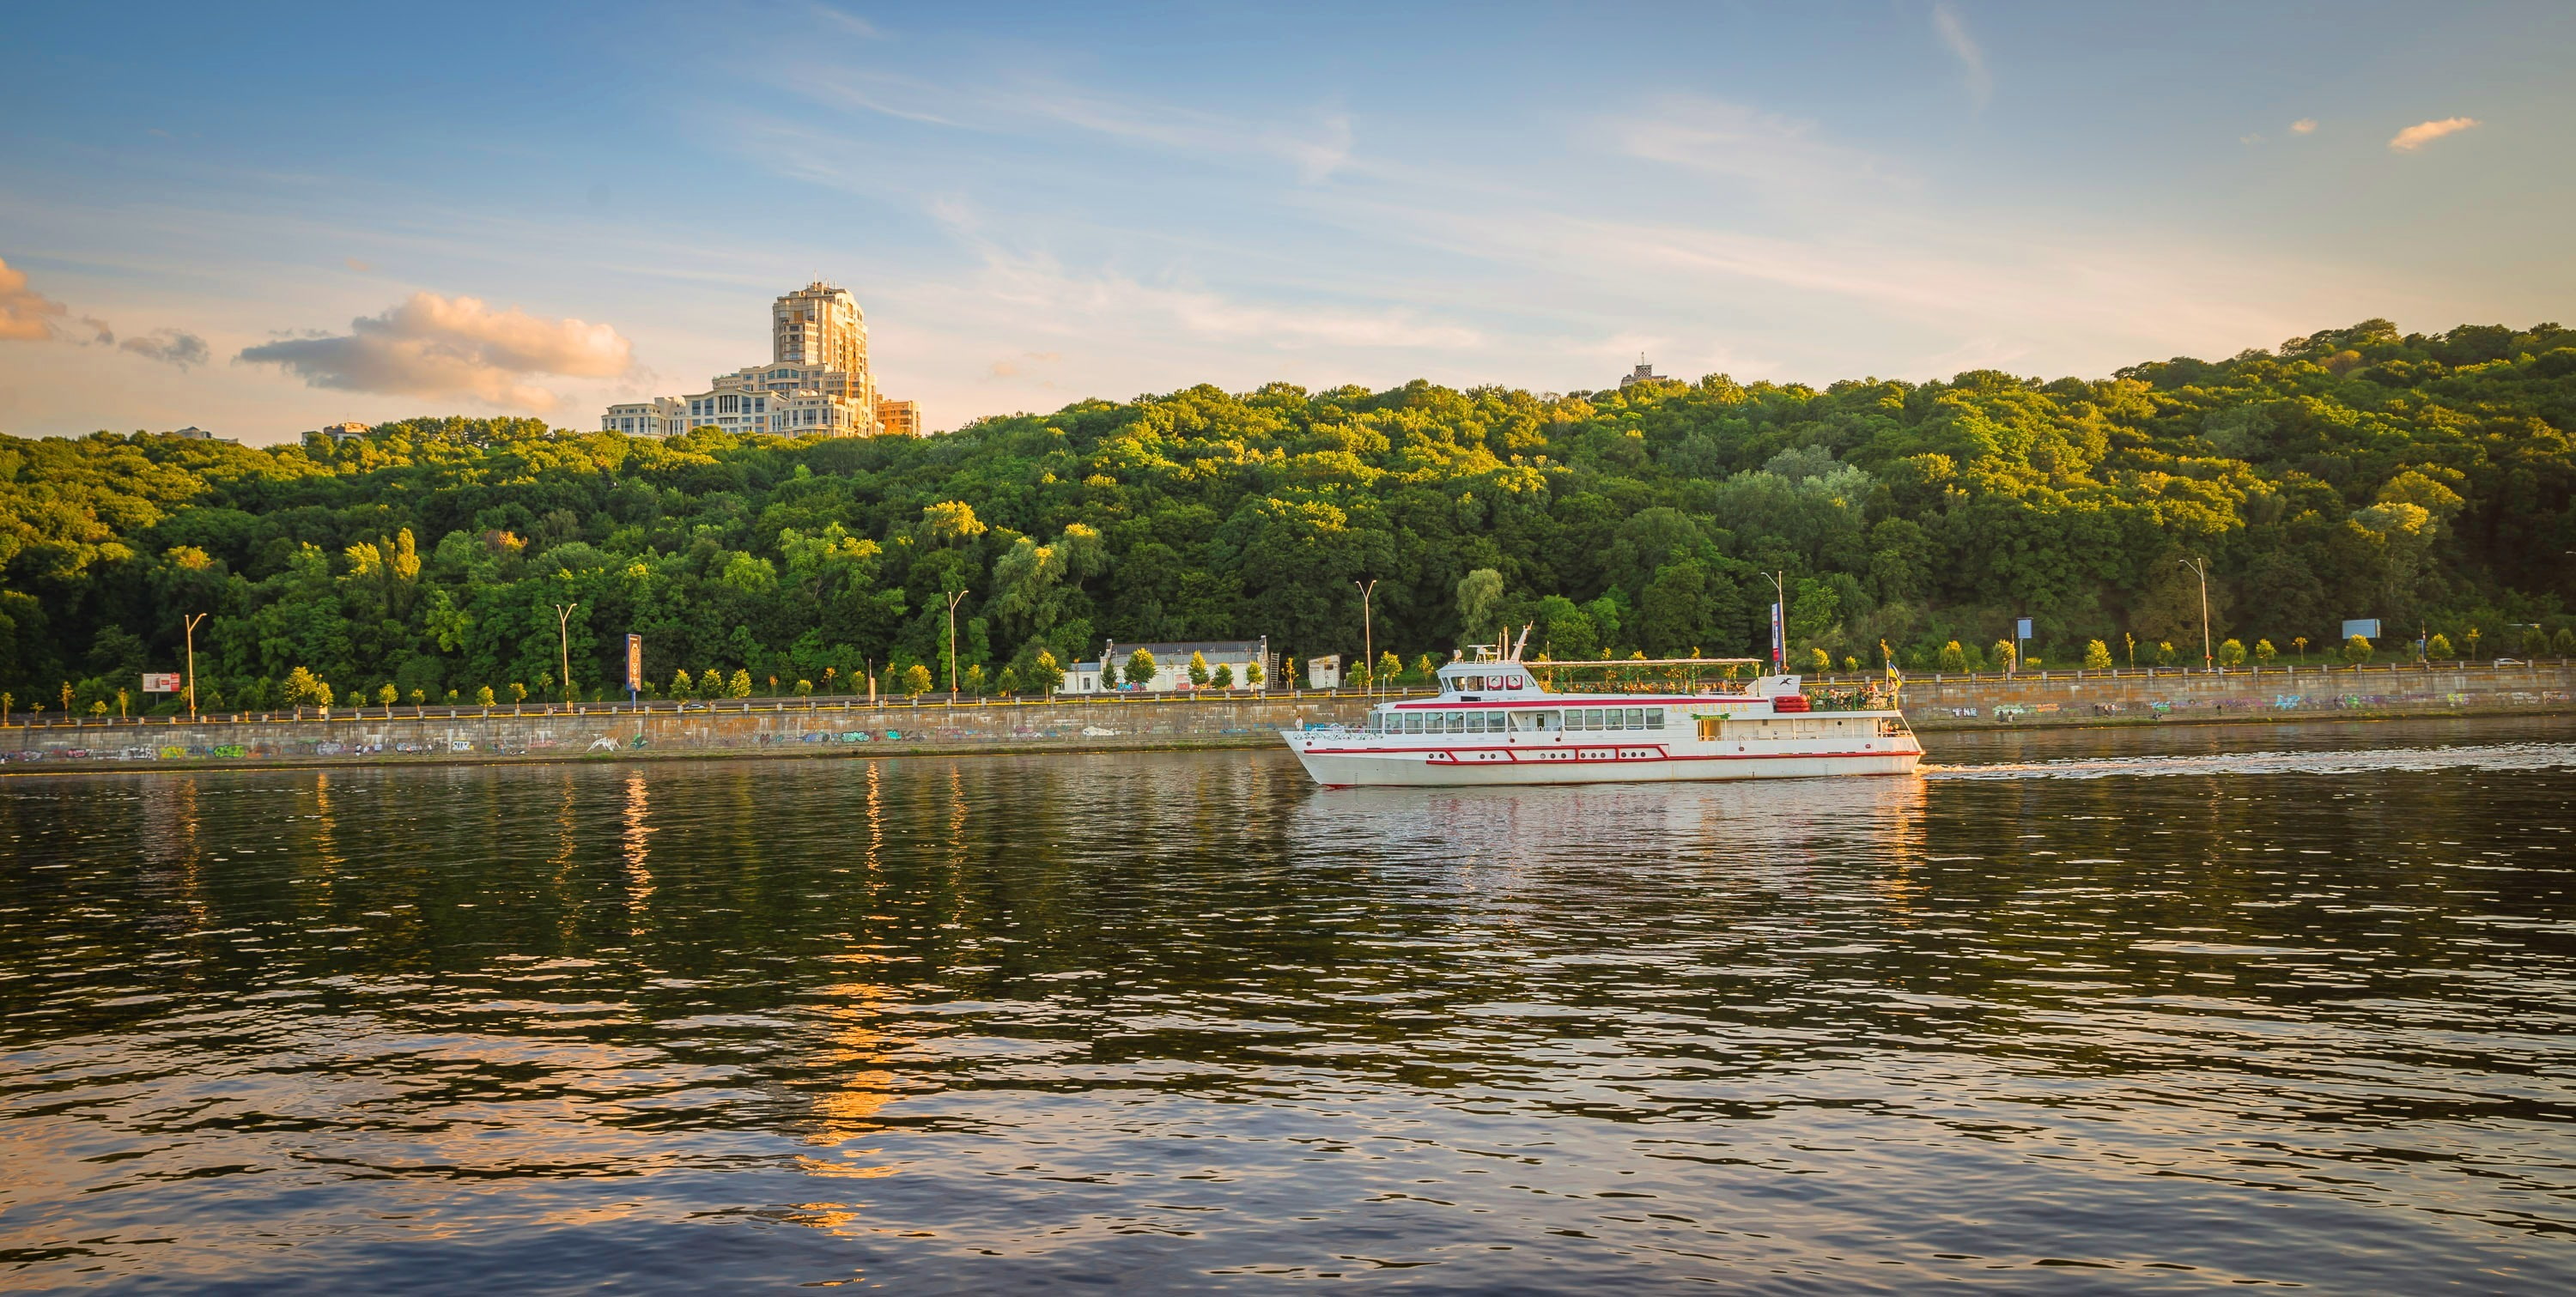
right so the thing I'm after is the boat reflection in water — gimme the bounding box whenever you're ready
[1288,762,1930,882]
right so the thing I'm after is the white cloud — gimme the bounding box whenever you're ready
[119,328,210,369]
[2389,117,2480,151]
[0,256,72,341]
[2290,118,2318,134]
[237,291,633,410]
[1931,3,1993,107]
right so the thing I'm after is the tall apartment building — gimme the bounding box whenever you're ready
[602,282,920,438]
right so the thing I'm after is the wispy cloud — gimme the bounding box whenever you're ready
[1610,96,1909,197]
[238,292,633,410]
[932,202,1479,351]
[1931,3,1993,107]
[2389,117,2480,151]
[807,3,881,39]
[120,328,210,369]
[781,64,1360,183]
[2290,118,2318,134]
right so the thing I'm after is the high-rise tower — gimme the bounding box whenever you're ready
[773,282,867,372]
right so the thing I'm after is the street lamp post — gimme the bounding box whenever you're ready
[2178,557,2214,671]
[945,588,969,699]
[182,613,208,718]
[1353,579,1378,695]
[552,603,577,708]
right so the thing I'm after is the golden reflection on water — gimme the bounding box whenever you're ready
[621,772,653,929]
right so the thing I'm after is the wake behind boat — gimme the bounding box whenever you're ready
[1282,634,1921,788]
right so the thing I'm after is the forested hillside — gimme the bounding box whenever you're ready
[4,318,2573,714]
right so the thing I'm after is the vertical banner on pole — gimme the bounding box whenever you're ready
[1770,603,1785,669]
[625,634,642,702]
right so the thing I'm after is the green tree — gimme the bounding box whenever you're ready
[1187,652,1210,687]
[700,669,726,700]
[727,669,753,699]
[795,678,813,696]
[2254,639,2275,664]
[1030,649,1065,693]
[2217,639,2246,668]
[902,664,933,696]
[1455,567,1505,647]
[1098,657,1118,690]
[1245,660,1264,687]
[1125,649,1157,689]
[1992,639,2016,673]
[671,668,693,696]
[2343,634,2373,664]
[1938,641,1966,672]
[2555,628,2575,657]
[2153,641,2176,667]
[994,666,1022,694]
[962,664,987,694]
[2083,639,2113,670]
[1807,647,1831,675]
[2523,627,2550,658]
[377,682,398,709]
[1212,663,1233,688]
[283,666,331,718]
[508,682,527,712]
[1377,651,1401,685]
[475,684,495,709]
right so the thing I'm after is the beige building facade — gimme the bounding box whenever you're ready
[603,282,920,439]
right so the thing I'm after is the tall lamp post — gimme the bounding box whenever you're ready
[181,613,208,718]
[552,603,578,707]
[945,588,969,699]
[1353,579,1378,695]
[2178,557,2214,671]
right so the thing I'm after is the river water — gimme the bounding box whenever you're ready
[3,718,2572,1293]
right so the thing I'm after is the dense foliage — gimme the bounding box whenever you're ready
[5,318,2573,714]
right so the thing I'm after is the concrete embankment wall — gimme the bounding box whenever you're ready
[0,694,1382,772]
[4,662,2568,772]
[1884,659,2575,730]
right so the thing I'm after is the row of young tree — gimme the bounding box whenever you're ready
[3,318,2572,718]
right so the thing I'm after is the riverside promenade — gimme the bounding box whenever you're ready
[3,660,2568,773]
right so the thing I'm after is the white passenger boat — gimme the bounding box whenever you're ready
[1282,636,1921,788]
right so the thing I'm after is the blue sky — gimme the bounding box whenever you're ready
[2,1,2568,442]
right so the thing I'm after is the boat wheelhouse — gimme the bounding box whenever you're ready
[1281,634,1920,788]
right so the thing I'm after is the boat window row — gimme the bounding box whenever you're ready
[1369,707,1665,736]
[1444,674,1525,693]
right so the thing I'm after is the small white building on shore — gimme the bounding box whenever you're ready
[1065,638,1273,694]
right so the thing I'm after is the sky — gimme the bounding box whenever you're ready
[2,1,2570,444]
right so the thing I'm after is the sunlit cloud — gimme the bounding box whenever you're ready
[237,291,633,410]
[0,256,73,341]
[2290,118,2318,134]
[2389,117,2480,151]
